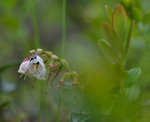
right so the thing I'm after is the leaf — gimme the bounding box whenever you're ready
[98,39,120,64]
[126,85,140,102]
[112,4,128,43]
[125,20,135,56]
[101,22,123,59]
[125,68,142,88]
[105,5,113,24]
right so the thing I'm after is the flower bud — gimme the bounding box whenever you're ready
[45,51,52,56]
[37,48,44,53]
[61,59,70,71]
[48,64,53,68]
[72,71,77,77]
[29,49,36,54]
[52,55,59,60]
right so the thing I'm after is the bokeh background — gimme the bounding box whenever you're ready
[1,0,150,121]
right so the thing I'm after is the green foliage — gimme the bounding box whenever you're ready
[98,39,120,64]
[97,4,142,121]
[2,0,150,121]
[112,4,128,43]
[100,4,134,65]
[125,68,141,88]
[105,5,113,24]
[125,20,135,56]
[101,22,122,59]
[119,0,142,23]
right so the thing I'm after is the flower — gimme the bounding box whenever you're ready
[18,54,46,80]
[18,59,30,74]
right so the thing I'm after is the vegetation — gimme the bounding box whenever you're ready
[1,0,150,121]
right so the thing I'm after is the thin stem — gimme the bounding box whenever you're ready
[56,0,67,121]
[32,77,36,88]
[56,89,62,122]
[61,0,67,58]
[45,93,50,122]
[32,0,39,49]
[38,80,43,122]
[32,0,42,121]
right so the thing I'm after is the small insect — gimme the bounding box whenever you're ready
[29,52,40,69]
[30,52,39,61]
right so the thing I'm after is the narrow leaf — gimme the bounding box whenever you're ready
[105,5,113,24]
[112,4,128,42]
[98,39,120,64]
[125,20,135,56]
[101,22,123,59]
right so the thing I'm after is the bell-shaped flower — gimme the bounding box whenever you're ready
[18,55,46,80]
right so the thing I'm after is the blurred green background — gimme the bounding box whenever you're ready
[1,0,150,121]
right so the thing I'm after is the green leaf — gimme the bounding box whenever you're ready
[112,4,128,43]
[143,11,150,24]
[105,5,113,24]
[101,22,123,59]
[126,85,140,102]
[125,20,135,56]
[125,68,142,88]
[98,39,120,64]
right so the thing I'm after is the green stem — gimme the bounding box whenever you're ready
[56,89,62,122]
[56,0,67,121]
[61,0,67,58]
[32,0,42,121]
[121,80,125,97]
[38,80,43,122]
[45,94,50,122]
[32,0,39,49]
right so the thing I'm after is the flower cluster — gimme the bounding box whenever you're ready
[18,49,78,87]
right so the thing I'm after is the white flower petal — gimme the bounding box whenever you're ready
[32,62,46,80]
[18,55,46,80]
[18,60,30,74]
